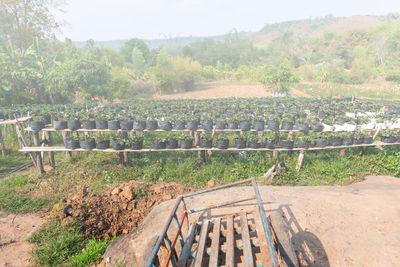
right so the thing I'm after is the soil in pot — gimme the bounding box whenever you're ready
[120,121,133,131]
[108,120,120,130]
[146,120,158,130]
[67,120,81,130]
[96,120,108,130]
[180,139,193,149]
[80,139,95,150]
[152,140,166,149]
[200,139,213,148]
[96,140,110,149]
[82,121,96,130]
[216,139,229,149]
[166,139,178,149]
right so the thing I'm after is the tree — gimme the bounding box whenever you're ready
[258,64,299,93]
[131,47,146,75]
[0,0,64,49]
[120,38,150,64]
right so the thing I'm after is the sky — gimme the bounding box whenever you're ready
[56,0,400,41]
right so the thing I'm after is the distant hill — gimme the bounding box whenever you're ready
[74,14,400,49]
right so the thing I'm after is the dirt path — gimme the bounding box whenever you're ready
[105,175,400,267]
[155,81,312,99]
[0,213,45,267]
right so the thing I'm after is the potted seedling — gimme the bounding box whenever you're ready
[216,133,230,149]
[112,135,128,150]
[186,115,199,131]
[280,132,294,149]
[180,133,194,149]
[166,132,179,149]
[174,115,185,130]
[201,114,213,131]
[295,118,309,132]
[253,115,265,131]
[342,132,354,146]
[95,133,111,149]
[200,132,213,148]
[215,117,226,130]
[95,113,108,130]
[281,116,294,130]
[380,129,396,143]
[267,116,280,131]
[227,116,238,129]
[296,133,314,149]
[65,112,81,130]
[146,115,158,130]
[80,135,95,150]
[354,132,364,145]
[30,116,45,131]
[160,117,173,131]
[130,132,144,150]
[247,133,261,149]
[120,116,134,130]
[53,115,67,130]
[65,136,80,150]
[133,116,146,131]
[108,114,121,130]
[263,131,276,149]
[234,134,246,149]
[313,133,328,147]
[152,136,166,149]
[81,113,96,129]
[329,133,344,146]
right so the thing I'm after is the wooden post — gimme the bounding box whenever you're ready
[0,125,5,156]
[62,131,72,159]
[340,148,346,157]
[198,150,206,163]
[296,150,305,172]
[15,122,37,169]
[122,132,129,165]
[45,131,55,168]
[273,150,279,161]
[33,131,45,174]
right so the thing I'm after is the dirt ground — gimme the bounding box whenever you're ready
[0,213,45,267]
[155,81,311,99]
[105,175,400,267]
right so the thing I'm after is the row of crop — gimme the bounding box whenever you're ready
[58,130,400,151]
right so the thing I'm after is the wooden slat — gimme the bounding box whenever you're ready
[226,215,235,267]
[177,223,197,267]
[0,117,30,125]
[240,212,254,267]
[209,218,221,267]
[254,210,273,267]
[194,221,210,267]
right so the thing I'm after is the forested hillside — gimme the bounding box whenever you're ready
[1,1,400,106]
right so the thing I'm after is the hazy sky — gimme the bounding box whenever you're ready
[57,0,400,41]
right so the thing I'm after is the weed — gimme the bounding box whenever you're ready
[68,237,116,267]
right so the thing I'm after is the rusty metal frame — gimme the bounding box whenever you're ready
[147,177,279,267]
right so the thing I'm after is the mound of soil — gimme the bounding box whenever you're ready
[56,181,191,239]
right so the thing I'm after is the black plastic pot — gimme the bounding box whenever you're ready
[318,111,326,119]
[65,139,80,150]
[239,121,251,131]
[30,121,45,131]
[108,120,120,130]
[80,139,95,150]
[180,139,193,149]
[187,121,198,131]
[96,120,108,130]
[160,121,172,131]
[43,115,51,125]
[248,140,261,149]
[67,120,81,130]
[363,137,373,144]
[343,136,354,146]
[53,120,67,130]
[227,122,238,129]
[146,120,158,130]
[253,121,265,131]
[234,138,246,149]
[330,138,343,146]
[267,120,280,131]
[166,139,178,149]
[120,121,133,131]
[297,139,310,149]
[216,139,229,149]
[215,121,226,130]
[200,139,213,148]
[315,138,327,147]
[281,121,293,130]
[264,139,275,149]
[96,140,110,149]
[381,136,396,143]
[354,137,364,145]
[112,141,125,150]
[152,140,166,149]
[296,123,309,132]
[310,123,323,132]
[201,120,213,131]
[130,141,143,150]
[281,140,294,149]
[82,121,96,130]
[174,121,185,130]
[133,121,146,131]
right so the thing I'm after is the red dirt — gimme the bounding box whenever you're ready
[56,181,191,239]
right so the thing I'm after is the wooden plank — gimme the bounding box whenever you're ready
[254,210,273,267]
[33,132,45,174]
[0,125,5,156]
[44,131,55,168]
[209,218,221,267]
[0,116,30,125]
[240,212,254,267]
[296,150,304,172]
[194,220,210,267]
[226,215,235,267]
[177,223,197,267]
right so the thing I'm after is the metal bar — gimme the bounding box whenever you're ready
[177,223,197,267]
[251,178,280,267]
[193,220,209,267]
[226,215,235,267]
[209,218,221,267]
[254,209,272,267]
[188,196,256,214]
[240,212,254,267]
[163,236,177,267]
[183,178,253,198]
[148,196,183,267]
[163,211,187,267]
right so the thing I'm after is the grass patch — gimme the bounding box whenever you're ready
[68,237,116,267]
[0,189,47,213]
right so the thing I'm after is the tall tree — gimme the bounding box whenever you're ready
[120,38,150,64]
[0,0,64,49]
